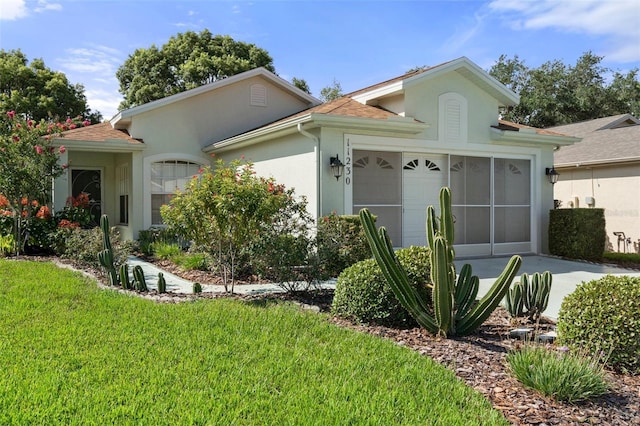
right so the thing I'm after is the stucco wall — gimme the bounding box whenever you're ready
[554,163,640,253]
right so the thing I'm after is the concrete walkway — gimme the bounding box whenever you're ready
[455,255,640,319]
[129,254,640,320]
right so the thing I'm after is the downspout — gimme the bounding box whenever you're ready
[297,123,321,218]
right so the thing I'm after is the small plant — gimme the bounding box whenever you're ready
[505,271,552,321]
[132,265,148,292]
[360,186,521,337]
[332,246,431,326]
[175,252,210,271]
[151,242,182,260]
[157,272,167,293]
[0,234,14,257]
[55,227,133,269]
[557,275,640,374]
[193,282,202,293]
[506,344,609,403]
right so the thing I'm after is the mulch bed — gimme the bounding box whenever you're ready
[18,256,640,425]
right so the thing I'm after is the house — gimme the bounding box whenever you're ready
[53,57,578,256]
[551,114,640,253]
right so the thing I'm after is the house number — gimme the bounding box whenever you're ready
[345,139,352,186]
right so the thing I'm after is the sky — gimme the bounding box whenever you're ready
[1,0,639,120]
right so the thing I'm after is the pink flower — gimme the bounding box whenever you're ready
[82,120,90,127]
[69,123,77,129]
[35,145,43,154]
[12,135,20,142]
[61,163,68,169]
[27,120,33,128]
[6,111,15,119]
[66,118,72,123]
[58,145,66,154]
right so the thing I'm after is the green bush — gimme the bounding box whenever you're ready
[603,252,640,265]
[557,275,640,374]
[332,246,431,326]
[137,227,183,256]
[56,227,134,270]
[0,234,14,257]
[151,242,182,260]
[316,213,373,279]
[549,208,606,260]
[506,345,608,402]
[174,252,210,271]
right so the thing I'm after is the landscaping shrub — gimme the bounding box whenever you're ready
[557,275,640,374]
[603,251,640,265]
[332,246,431,326]
[57,227,133,270]
[506,345,609,403]
[548,208,606,260]
[151,241,182,260]
[174,252,210,271]
[138,227,183,256]
[0,234,13,257]
[316,213,372,279]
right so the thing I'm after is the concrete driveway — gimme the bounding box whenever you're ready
[455,255,640,319]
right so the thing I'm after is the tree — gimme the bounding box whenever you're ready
[0,50,102,123]
[320,79,344,102]
[291,77,311,94]
[489,52,640,127]
[0,111,90,254]
[116,30,276,109]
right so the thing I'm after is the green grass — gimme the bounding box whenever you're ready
[0,260,508,425]
[506,345,609,403]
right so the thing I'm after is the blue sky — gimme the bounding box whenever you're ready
[1,0,639,120]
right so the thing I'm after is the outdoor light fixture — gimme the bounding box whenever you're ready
[329,154,345,180]
[545,167,559,185]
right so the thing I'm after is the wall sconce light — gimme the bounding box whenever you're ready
[329,154,344,181]
[545,167,559,185]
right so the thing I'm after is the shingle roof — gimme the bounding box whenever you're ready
[291,97,401,120]
[552,115,640,166]
[59,122,143,144]
[495,120,570,137]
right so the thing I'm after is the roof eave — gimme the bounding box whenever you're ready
[51,138,146,152]
[555,156,640,169]
[490,127,580,147]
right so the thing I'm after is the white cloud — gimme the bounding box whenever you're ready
[58,45,122,76]
[0,0,28,20]
[85,87,122,120]
[34,0,61,13]
[489,0,640,62]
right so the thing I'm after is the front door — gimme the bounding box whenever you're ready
[71,169,102,226]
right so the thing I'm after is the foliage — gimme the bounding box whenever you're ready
[603,251,640,265]
[193,282,203,293]
[506,344,609,403]
[161,159,312,293]
[151,242,182,260]
[174,252,210,271]
[116,30,275,109]
[97,214,119,286]
[504,271,552,321]
[0,49,101,122]
[291,77,311,94]
[549,208,606,260]
[316,213,372,279]
[332,246,431,326]
[319,78,343,102]
[56,226,133,270]
[557,275,640,374]
[0,260,508,425]
[360,186,521,337]
[0,111,91,254]
[137,227,182,255]
[489,52,640,127]
[0,234,13,257]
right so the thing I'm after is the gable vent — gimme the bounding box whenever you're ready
[250,84,267,106]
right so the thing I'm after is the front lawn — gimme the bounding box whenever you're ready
[0,260,507,425]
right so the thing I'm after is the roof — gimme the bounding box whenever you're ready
[494,120,571,137]
[58,122,142,144]
[552,114,640,167]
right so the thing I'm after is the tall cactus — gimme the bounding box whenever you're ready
[120,263,131,290]
[132,265,148,292]
[360,186,522,337]
[98,214,119,286]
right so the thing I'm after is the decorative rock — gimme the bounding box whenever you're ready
[509,328,533,339]
[536,331,557,344]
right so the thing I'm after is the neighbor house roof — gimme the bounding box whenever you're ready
[58,122,142,144]
[552,114,640,167]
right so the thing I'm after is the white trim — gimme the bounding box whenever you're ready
[143,153,210,229]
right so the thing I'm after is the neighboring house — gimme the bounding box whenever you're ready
[53,57,578,256]
[552,114,640,253]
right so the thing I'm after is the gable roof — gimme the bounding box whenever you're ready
[350,57,519,107]
[552,114,640,167]
[58,122,142,143]
[110,67,320,126]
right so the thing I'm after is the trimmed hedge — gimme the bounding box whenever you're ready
[557,275,640,374]
[549,208,605,260]
[332,246,431,327]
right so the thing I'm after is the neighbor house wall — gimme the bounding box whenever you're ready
[554,163,640,253]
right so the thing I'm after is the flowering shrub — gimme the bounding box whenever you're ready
[0,111,90,254]
[161,159,313,292]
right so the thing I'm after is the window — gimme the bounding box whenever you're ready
[150,160,201,225]
[118,165,129,224]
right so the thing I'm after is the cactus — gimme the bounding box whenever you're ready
[157,272,167,293]
[132,265,148,292]
[98,214,119,286]
[120,264,131,290]
[360,186,522,337]
[193,282,202,294]
[506,271,552,321]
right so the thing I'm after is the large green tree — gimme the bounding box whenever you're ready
[0,50,101,123]
[116,30,275,109]
[489,52,640,128]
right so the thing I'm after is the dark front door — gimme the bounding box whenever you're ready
[71,169,102,226]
